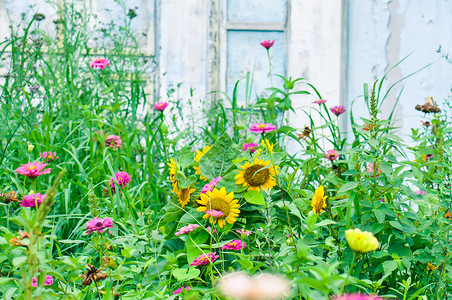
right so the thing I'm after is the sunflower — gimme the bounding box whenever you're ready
[197,187,240,228]
[235,158,279,192]
[193,145,212,181]
[177,186,196,208]
[167,157,179,193]
[311,186,327,214]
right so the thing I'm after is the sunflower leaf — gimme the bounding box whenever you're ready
[244,190,265,205]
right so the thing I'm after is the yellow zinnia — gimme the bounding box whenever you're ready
[345,228,379,253]
[235,158,279,192]
[311,186,327,214]
[427,263,438,271]
[177,186,196,208]
[194,145,212,181]
[197,187,240,228]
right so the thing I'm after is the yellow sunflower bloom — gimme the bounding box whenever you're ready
[194,145,212,181]
[167,157,179,193]
[197,187,240,228]
[311,185,327,214]
[345,228,379,253]
[177,186,196,208]
[235,158,279,192]
[260,139,274,154]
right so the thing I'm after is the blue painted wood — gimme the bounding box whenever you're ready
[227,0,287,23]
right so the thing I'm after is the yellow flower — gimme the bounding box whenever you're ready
[311,186,327,214]
[167,157,179,193]
[235,158,279,192]
[194,145,212,181]
[197,187,240,228]
[427,263,438,271]
[260,139,274,154]
[345,228,379,253]
[177,186,196,208]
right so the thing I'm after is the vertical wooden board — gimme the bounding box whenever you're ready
[227,0,287,23]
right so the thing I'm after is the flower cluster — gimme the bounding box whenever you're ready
[345,228,379,253]
[330,105,346,116]
[311,186,327,214]
[221,240,246,250]
[201,176,222,194]
[109,172,131,190]
[105,135,122,150]
[90,58,110,69]
[174,286,190,295]
[242,143,258,154]
[153,101,168,111]
[190,252,219,266]
[39,151,59,161]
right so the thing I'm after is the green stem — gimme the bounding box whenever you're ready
[340,251,358,294]
[266,49,273,87]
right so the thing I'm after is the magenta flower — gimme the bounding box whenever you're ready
[201,176,222,194]
[379,199,385,202]
[85,217,113,234]
[366,163,382,177]
[15,162,51,178]
[260,40,275,49]
[105,135,122,150]
[109,172,131,190]
[242,143,258,154]
[334,294,382,300]
[190,252,219,266]
[175,224,199,236]
[206,226,216,235]
[416,190,426,195]
[313,99,327,104]
[32,275,53,287]
[90,58,110,69]
[330,105,346,116]
[21,193,46,208]
[174,286,190,295]
[206,210,224,218]
[39,152,59,161]
[236,228,252,236]
[153,102,168,111]
[249,123,277,134]
[221,240,246,250]
[324,150,339,161]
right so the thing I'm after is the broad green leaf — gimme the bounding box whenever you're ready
[339,182,359,193]
[172,267,200,282]
[244,190,265,205]
[374,210,385,223]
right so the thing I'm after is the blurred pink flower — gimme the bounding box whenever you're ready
[206,209,224,218]
[109,172,131,190]
[324,150,339,161]
[90,58,110,69]
[15,162,51,178]
[366,163,382,177]
[379,199,385,202]
[242,143,259,154]
[221,240,246,250]
[39,152,59,161]
[85,217,113,234]
[153,102,168,111]
[416,190,426,195]
[249,123,277,134]
[174,286,190,295]
[206,226,216,235]
[175,224,199,236]
[21,193,46,208]
[190,252,219,266]
[330,105,346,116]
[334,294,382,300]
[32,275,53,287]
[313,99,327,104]
[260,40,275,49]
[201,177,222,194]
[236,228,252,236]
[105,135,122,150]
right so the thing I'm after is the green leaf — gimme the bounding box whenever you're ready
[199,133,241,180]
[382,260,398,276]
[172,267,200,282]
[380,162,392,175]
[389,220,404,231]
[315,219,336,227]
[339,182,359,193]
[179,153,194,169]
[178,175,197,189]
[374,210,385,223]
[388,243,412,257]
[244,190,265,205]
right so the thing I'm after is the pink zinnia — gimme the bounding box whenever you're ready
[105,135,122,150]
[190,252,219,266]
[39,152,59,161]
[90,58,110,69]
[85,217,113,234]
[21,193,46,208]
[109,172,131,190]
[313,99,327,104]
[32,275,53,287]
[221,240,246,250]
[242,143,258,154]
[324,150,339,161]
[15,161,51,178]
[206,210,224,218]
[334,294,382,300]
[249,123,277,134]
[260,40,275,49]
[174,286,190,295]
[236,228,252,236]
[153,102,168,111]
[366,162,382,177]
[206,226,216,235]
[416,190,426,195]
[330,105,346,116]
[175,224,199,236]
[201,176,222,194]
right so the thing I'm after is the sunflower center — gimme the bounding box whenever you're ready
[244,164,270,187]
[208,198,230,219]
[180,188,190,201]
